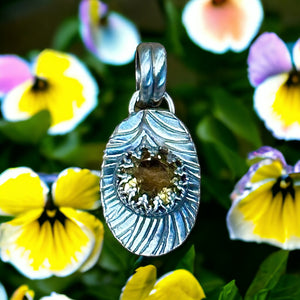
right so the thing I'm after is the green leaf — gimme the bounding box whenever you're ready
[176,245,196,273]
[202,176,232,209]
[245,250,289,300]
[268,274,300,300]
[218,280,242,300]
[52,17,79,51]
[0,110,51,144]
[197,115,236,148]
[163,0,184,55]
[212,89,262,148]
[253,289,269,300]
[197,116,247,177]
[41,131,105,168]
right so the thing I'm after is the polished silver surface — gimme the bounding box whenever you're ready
[128,91,175,114]
[100,109,200,256]
[135,43,167,109]
[100,42,200,256]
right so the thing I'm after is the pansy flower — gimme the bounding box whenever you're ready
[10,285,34,300]
[182,0,263,54]
[0,49,98,135]
[120,265,205,300]
[0,55,32,97]
[40,292,74,300]
[0,167,104,279]
[227,146,300,250]
[248,32,300,140]
[0,282,7,300]
[79,0,141,65]
[9,285,72,300]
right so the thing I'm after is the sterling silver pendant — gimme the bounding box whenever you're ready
[100,43,200,256]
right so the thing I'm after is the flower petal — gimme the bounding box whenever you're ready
[231,149,285,201]
[294,160,300,173]
[79,0,108,54]
[94,12,140,65]
[40,292,74,300]
[52,168,100,210]
[249,159,284,184]
[1,78,42,121]
[0,167,48,216]
[0,283,7,300]
[79,0,140,65]
[0,55,32,97]
[61,207,104,273]
[148,269,205,300]
[120,265,157,300]
[0,208,103,279]
[227,181,300,249]
[182,0,263,54]
[248,32,293,87]
[253,72,300,140]
[293,38,300,70]
[36,50,99,135]
[1,49,99,135]
[247,146,287,167]
[11,285,34,300]
[228,148,300,250]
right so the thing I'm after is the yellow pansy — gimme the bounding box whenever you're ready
[1,49,98,135]
[120,265,205,300]
[10,285,34,300]
[0,167,104,279]
[227,146,300,249]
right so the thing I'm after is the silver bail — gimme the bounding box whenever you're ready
[135,42,167,109]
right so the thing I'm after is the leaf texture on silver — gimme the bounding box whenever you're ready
[100,109,200,256]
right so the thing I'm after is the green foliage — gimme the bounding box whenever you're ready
[0,0,300,299]
[211,88,262,148]
[245,250,289,300]
[52,18,80,51]
[218,280,242,300]
[0,110,51,144]
[268,274,300,300]
[176,245,196,273]
[197,116,247,178]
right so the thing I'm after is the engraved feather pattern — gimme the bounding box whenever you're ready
[101,109,200,256]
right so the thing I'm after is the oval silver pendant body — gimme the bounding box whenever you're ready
[100,109,200,256]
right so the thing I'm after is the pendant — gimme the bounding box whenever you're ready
[100,43,201,256]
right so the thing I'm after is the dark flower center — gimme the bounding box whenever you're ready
[31,76,49,92]
[38,208,66,227]
[212,0,226,6]
[37,178,66,226]
[285,70,300,87]
[271,175,295,201]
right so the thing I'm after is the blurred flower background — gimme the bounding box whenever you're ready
[1,0,300,299]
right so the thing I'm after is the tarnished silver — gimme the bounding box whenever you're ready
[100,43,200,256]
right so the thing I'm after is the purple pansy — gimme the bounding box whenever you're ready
[248,32,300,140]
[79,0,141,65]
[0,55,32,97]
